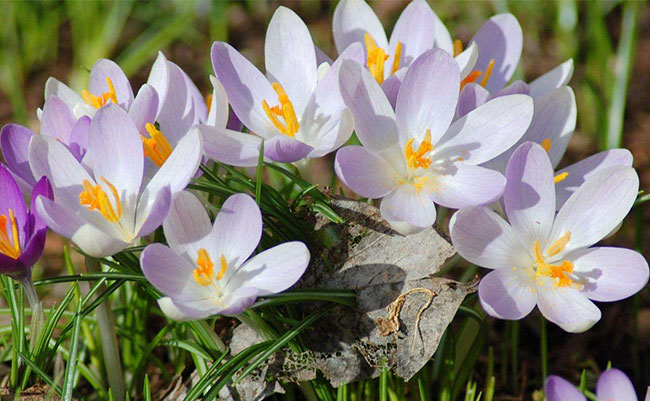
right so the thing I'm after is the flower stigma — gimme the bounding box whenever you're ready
[82,77,118,109]
[364,34,401,84]
[533,232,576,288]
[262,82,300,137]
[142,123,173,167]
[0,209,21,259]
[79,177,123,223]
[405,129,433,170]
[454,40,494,90]
[193,249,228,298]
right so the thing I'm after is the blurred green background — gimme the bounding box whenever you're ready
[1,0,650,395]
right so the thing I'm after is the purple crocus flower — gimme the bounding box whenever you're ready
[140,192,310,321]
[0,163,52,285]
[28,104,203,258]
[334,48,533,235]
[546,368,648,401]
[450,142,649,332]
[208,6,363,165]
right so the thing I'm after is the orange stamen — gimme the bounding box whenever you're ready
[142,123,173,167]
[405,129,434,170]
[262,82,300,137]
[81,77,118,109]
[79,177,122,223]
[0,209,21,259]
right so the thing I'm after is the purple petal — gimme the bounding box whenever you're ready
[235,241,309,296]
[457,83,490,118]
[431,164,506,209]
[450,206,528,269]
[199,125,263,168]
[162,191,212,259]
[545,376,586,401]
[537,286,601,333]
[227,110,244,132]
[315,46,333,66]
[129,84,159,134]
[68,116,90,161]
[1,124,36,187]
[491,80,530,98]
[381,68,405,109]
[503,142,555,249]
[211,194,263,268]
[41,96,75,143]
[555,149,633,210]
[265,6,317,114]
[264,135,313,163]
[0,164,27,247]
[332,0,387,54]
[478,268,536,320]
[529,59,574,98]
[571,247,649,302]
[135,185,172,237]
[89,59,134,109]
[218,287,260,315]
[387,0,436,69]
[551,166,638,256]
[0,253,23,274]
[380,184,436,232]
[469,13,523,92]
[395,49,459,145]
[27,176,54,238]
[597,369,638,401]
[334,145,395,199]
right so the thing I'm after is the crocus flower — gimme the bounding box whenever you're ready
[450,142,649,332]
[209,6,363,164]
[334,49,533,235]
[28,104,202,258]
[140,191,310,321]
[546,368,648,401]
[0,163,52,285]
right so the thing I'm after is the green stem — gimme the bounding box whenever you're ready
[21,279,43,350]
[540,315,548,382]
[85,257,125,401]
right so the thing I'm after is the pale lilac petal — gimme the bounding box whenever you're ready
[144,128,202,195]
[264,135,313,163]
[570,247,649,302]
[503,142,555,248]
[555,149,633,210]
[156,62,197,145]
[68,116,90,161]
[157,297,198,321]
[44,77,83,109]
[551,166,638,256]
[457,83,490,118]
[380,184,436,232]
[435,94,533,165]
[529,59,574,98]
[88,104,144,197]
[537,287,601,333]
[334,146,395,199]
[395,49,459,145]
[199,125,263,167]
[315,46,333,65]
[27,176,54,237]
[450,206,529,269]
[332,0,387,54]
[380,68,405,109]
[211,42,278,138]
[211,194,263,267]
[233,241,309,295]
[491,80,530,97]
[129,84,159,134]
[135,185,171,237]
[469,13,523,92]
[162,191,212,259]
[218,287,260,315]
[478,269,536,320]
[147,52,170,116]
[308,108,354,158]
[206,76,229,128]
[1,124,36,187]
[265,6,317,114]
[455,42,478,79]
[178,63,208,124]
[387,0,436,69]
[597,369,638,401]
[41,96,75,142]
[89,59,133,109]
[432,164,506,208]
[545,376,586,401]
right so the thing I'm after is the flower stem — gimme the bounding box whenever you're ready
[85,257,125,401]
[21,279,43,350]
[540,315,548,381]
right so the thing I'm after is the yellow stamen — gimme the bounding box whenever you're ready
[142,123,173,167]
[554,172,569,184]
[364,33,389,84]
[79,177,122,223]
[534,239,574,287]
[0,209,21,259]
[460,70,483,90]
[81,77,118,109]
[217,254,228,280]
[404,129,433,170]
[480,59,495,87]
[262,82,300,137]
[546,232,571,257]
[453,39,463,58]
[391,41,402,75]
[541,138,551,152]
[205,93,213,115]
[193,248,215,286]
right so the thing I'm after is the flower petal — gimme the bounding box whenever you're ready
[211,194,263,267]
[387,0,436,70]
[395,49,459,146]
[380,184,436,233]
[147,52,170,116]
[206,76,229,128]
[455,42,478,79]
[332,0,387,54]
[68,116,91,161]
[570,247,649,302]
[469,13,523,92]
[163,191,212,259]
[199,125,263,167]
[545,376,586,401]
[555,149,633,210]
[435,94,533,165]
[89,59,134,109]
[597,369,638,401]
[380,68,406,109]
[551,166,638,255]
[457,83,490,118]
[0,164,27,246]
[44,77,83,110]
[265,6,317,114]
[432,8,453,54]
[156,62,197,145]
[135,185,171,237]
[129,84,159,134]
[537,286,601,333]
[264,135,313,163]
[1,123,36,187]
[233,241,309,295]
[141,243,200,297]
[432,164,506,209]
[334,145,395,199]
[144,128,202,195]
[450,206,529,269]
[157,297,199,321]
[41,96,75,143]
[503,142,555,249]
[529,59,574,98]
[218,287,260,315]
[478,268,537,320]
